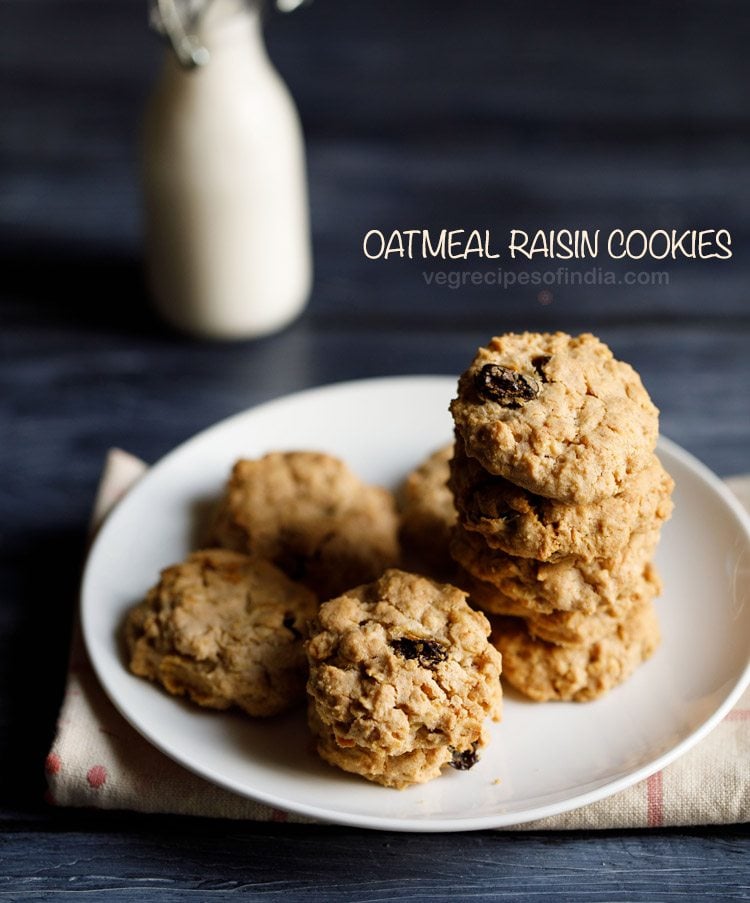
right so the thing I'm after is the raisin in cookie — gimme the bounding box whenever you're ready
[450,441,673,562]
[305,569,503,789]
[211,451,400,600]
[490,597,660,702]
[126,549,317,717]
[466,562,661,647]
[450,333,659,504]
[397,444,458,580]
[450,525,659,614]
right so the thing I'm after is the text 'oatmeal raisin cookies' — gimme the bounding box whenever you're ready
[305,569,503,789]
[211,451,400,600]
[450,332,659,504]
[126,548,317,717]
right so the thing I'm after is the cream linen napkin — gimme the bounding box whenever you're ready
[45,449,750,828]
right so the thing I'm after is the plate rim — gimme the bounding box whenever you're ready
[80,375,750,832]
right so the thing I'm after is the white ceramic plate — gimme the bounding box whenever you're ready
[81,376,750,832]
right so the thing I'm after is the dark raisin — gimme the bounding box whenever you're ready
[283,614,302,639]
[474,364,539,408]
[449,742,480,770]
[531,354,551,380]
[280,551,308,582]
[390,637,448,668]
[526,493,547,524]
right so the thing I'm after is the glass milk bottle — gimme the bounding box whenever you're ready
[142,0,312,339]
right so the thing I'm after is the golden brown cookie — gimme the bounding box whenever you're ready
[397,444,458,581]
[308,706,469,790]
[450,441,673,562]
[450,333,659,503]
[211,451,400,600]
[126,549,318,717]
[466,562,661,647]
[450,525,659,614]
[490,598,660,702]
[305,569,503,789]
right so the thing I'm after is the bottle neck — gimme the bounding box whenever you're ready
[196,0,264,53]
[162,0,270,78]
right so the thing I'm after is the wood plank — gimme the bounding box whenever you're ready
[0,821,748,899]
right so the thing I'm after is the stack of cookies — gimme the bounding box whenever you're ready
[448,332,674,702]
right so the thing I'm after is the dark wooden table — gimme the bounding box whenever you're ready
[2,0,749,898]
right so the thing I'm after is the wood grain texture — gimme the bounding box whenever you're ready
[1,0,749,896]
[0,819,748,900]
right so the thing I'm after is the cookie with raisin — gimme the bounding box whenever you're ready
[450,333,659,503]
[305,569,502,788]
